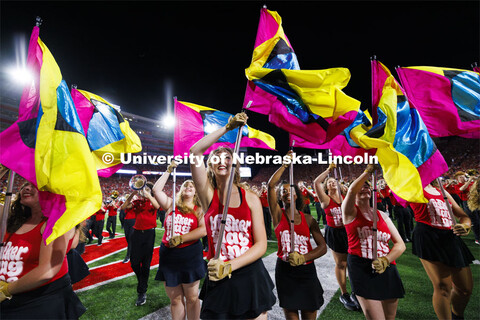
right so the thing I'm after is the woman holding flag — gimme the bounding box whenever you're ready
[341,165,406,320]
[190,113,275,319]
[410,181,474,320]
[267,151,326,320]
[313,164,359,311]
[153,161,207,320]
[0,182,86,319]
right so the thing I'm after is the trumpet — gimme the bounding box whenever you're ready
[110,190,119,199]
[129,175,147,191]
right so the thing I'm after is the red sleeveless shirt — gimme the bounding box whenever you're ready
[345,206,395,264]
[1,221,70,285]
[275,210,313,264]
[162,206,199,248]
[325,196,344,228]
[204,187,254,261]
[410,188,453,230]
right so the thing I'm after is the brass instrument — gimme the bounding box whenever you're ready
[129,175,147,191]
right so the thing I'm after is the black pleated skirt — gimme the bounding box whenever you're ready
[275,258,324,311]
[347,254,405,300]
[0,274,86,319]
[325,225,348,254]
[66,249,90,284]
[200,259,276,319]
[412,222,474,268]
[155,241,207,287]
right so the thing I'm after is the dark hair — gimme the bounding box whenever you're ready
[7,182,34,233]
[145,182,154,197]
[276,180,305,211]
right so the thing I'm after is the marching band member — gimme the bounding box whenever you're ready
[122,181,160,306]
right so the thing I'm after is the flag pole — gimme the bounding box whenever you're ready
[371,55,378,125]
[0,168,16,249]
[333,167,343,204]
[171,167,177,239]
[171,96,177,239]
[371,169,378,260]
[436,177,457,228]
[289,139,295,253]
[214,101,252,259]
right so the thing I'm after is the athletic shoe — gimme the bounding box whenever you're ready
[123,256,130,263]
[339,293,358,311]
[135,293,146,306]
[350,292,361,310]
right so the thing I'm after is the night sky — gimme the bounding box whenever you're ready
[1,1,478,149]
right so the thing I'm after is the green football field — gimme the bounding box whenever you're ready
[76,208,480,319]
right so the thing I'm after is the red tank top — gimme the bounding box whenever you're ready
[325,196,344,228]
[410,188,453,230]
[0,221,69,285]
[275,210,313,264]
[132,199,157,230]
[204,187,254,261]
[260,190,268,207]
[345,206,395,264]
[162,206,199,248]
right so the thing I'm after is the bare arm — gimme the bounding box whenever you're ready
[7,227,75,295]
[181,212,207,243]
[303,215,327,262]
[314,166,333,208]
[121,192,137,210]
[342,168,372,224]
[267,165,287,227]
[381,211,406,263]
[144,190,160,210]
[228,191,267,272]
[445,191,471,230]
[152,166,174,211]
[459,178,475,191]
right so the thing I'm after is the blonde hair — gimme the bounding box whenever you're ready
[176,180,202,217]
[206,147,241,189]
[468,180,480,211]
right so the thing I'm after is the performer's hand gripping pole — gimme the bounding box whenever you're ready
[213,102,251,259]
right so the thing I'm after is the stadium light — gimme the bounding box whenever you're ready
[117,169,137,174]
[162,114,175,129]
[7,66,32,85]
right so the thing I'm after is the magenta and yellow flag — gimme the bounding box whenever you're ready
[0,25,102,244]
[347,61,448,203]
[397,66,480,138]
[243,7,361,144]
[71,88,142,177]
[174,99,275,156]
